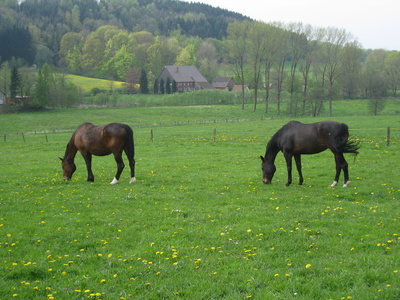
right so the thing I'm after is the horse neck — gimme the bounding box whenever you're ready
[64,137,78,161]
[265,139,280,162]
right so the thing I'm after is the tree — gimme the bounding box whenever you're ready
[248,21,266,111]
[319,27,353,116]
[384,51,400,97]
[139,68,149,94]
[32,63,52,108]
[273,24,289,115]
[363,49,388,115]
[340,41,362,99]
[286,22,308,115]
[300,26,323,116]
[175,44,197,66]
[262,24,280,113]
[9,66,21,100]
[227,21,250,109]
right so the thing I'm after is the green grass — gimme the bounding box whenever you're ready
[66,74,125,92]
[0,106,399,299]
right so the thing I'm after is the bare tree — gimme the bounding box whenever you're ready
[286,22,308,115]
[300,25,323,115]
[248,21,267,111]
[262,24,281,113]
[227,21,251,109]
[273,23,289,115]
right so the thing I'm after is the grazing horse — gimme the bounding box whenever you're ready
[60,122,136,184]
[260,121,359,187]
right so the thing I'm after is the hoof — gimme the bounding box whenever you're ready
[343,181,350,188]
[110,177,119,185]
[330,181,338,188]
[130,177,136,183]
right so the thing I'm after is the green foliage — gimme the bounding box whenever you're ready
[0,108,399,299]
[9,66,20,99]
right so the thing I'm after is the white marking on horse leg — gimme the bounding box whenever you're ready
[330,181,338,188]
[343,181,350,188]
[130,177,136,183]
[110,177,119,185]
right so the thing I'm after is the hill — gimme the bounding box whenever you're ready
[0,0,251,64]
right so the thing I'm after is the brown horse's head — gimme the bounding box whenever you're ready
[260,156,276,184]
[60,157,76,181]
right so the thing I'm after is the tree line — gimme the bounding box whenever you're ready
[0,0,399,115]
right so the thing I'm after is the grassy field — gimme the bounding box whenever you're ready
[0,105,399,299]
[66,75,125,92]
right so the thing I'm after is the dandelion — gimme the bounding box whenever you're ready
[305,264,312,268]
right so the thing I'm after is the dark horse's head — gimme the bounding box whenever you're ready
[260,156,276,184]
[59,157,76,181]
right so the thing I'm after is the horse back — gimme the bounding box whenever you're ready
[277,121,345,154]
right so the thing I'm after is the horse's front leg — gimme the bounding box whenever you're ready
[110,153,125,185]
[294,154,303,185]
[82,152,94,182]
[283,152,293,186]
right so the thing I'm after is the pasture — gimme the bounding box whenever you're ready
[0,106,399,299]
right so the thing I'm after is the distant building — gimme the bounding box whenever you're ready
[155,66,214,93]
[212,77,235,91]
[231,85,249,92]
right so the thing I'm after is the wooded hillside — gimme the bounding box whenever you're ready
[0,0,249,64]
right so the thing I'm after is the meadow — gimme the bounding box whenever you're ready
[0,104,399,299]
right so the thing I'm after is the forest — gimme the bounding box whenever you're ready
[0,0,399,115]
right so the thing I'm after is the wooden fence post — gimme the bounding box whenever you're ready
[22,133,25,142]
[386,127,390,147]
[3,134,6,142]
[150,129,154,142]
[213,128,216,142]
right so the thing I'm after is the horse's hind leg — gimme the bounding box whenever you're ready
[294,154,303,185]
[124,149,136,183]
[110,153,125,185]
[331,153,349,187]
[128,157,136,183]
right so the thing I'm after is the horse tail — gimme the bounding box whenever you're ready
[335,123,360,155]
[123,124,135,159]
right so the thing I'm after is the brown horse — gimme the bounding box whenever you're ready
[60,122,136,184]
[260,121,359,187]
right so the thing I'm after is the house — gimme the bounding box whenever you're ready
[155,66,214,93]
[212,77,235,91]
[231,85,249,92]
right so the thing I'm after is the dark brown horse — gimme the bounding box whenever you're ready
[60,122,136,184]
[260,121,359,187]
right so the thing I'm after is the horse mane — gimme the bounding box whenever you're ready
[265,131,281,159]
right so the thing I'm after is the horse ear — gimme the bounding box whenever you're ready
[59,157,64,161]
[260,156,265,162]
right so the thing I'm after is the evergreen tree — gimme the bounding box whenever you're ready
[172,80,177,93]
[139,68,149,94]
[160,78,165,94]
[166,77,171,94]
[10,66,21,99]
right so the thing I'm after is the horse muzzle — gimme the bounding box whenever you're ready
[63,177,71,181]
[263,178,271,184]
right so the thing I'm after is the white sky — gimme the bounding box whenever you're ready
[183,0,399,51]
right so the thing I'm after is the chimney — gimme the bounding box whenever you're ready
[176,66,179,73]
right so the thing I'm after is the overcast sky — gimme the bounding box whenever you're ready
[183,0,399,51]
